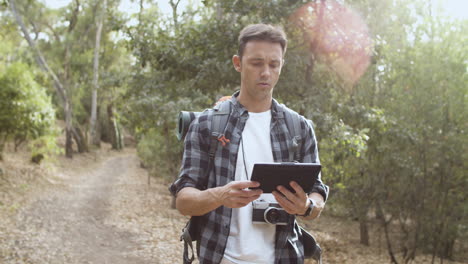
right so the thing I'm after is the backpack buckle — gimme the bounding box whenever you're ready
[217,134,230,146]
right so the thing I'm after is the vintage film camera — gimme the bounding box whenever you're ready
[252,199,289,225]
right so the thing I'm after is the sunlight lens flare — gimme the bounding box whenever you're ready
[291,0,373,87]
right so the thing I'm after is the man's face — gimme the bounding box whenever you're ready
[233,40,284,102]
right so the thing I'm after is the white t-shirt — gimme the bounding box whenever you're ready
[223,110,276,264]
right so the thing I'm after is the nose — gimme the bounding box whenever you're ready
[260,65,271,79]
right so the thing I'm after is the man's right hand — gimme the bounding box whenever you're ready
[176,181,262,216]
[209,181,263,208]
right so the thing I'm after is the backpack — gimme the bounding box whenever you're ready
[177,98,322,264]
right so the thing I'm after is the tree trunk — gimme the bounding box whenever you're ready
[115,120,123,149]
[107,104,122,150]
[138,0,144,22]
[359,217,370,246]
[443,237,455,260]
[72,126,88,153]
[10,0,74,158]
[14,135,25,152]
[107,104,116,149]
[0,137,5,161]
[381,214,398,264]
[90,0,106,147]
[305,54,315,85]
[216,1,223,20]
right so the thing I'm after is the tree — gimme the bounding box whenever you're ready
[90,0,107,147]
[0,63,56,160]
[9,0,77,157]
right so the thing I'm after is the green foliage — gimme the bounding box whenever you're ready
[0,63,56,139]
[137,127,182,180]
[0,62,58,159]
[376,14,467,258]
[29,131,63,161]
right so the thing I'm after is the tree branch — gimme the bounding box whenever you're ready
[44,22,62,43]
[9,0,67,104]
[169,0,181,30]
[68,0,80,33]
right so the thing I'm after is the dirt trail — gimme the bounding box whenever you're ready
[0,150,186,264]
[1,149,465,264]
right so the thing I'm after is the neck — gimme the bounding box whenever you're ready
[237,91,272,113]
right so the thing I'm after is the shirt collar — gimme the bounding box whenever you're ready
[229,90,283,120]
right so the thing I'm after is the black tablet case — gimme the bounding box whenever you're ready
[250,163,321,193]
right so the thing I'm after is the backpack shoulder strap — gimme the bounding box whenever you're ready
[281,104,303,162]
[181,100,232,264]
[208,100,232,159]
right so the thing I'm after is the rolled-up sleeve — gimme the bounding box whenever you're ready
[301,118,329,201]
[169,112,211,197]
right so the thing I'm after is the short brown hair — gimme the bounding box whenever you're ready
[238,24,287,58]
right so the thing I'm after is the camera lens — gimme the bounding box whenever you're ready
[264,208,281,224]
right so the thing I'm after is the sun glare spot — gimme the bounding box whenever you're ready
[290,0,373,88]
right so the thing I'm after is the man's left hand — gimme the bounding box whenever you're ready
[272,181,324,219]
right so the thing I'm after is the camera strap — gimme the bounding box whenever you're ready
[240,138,249,180]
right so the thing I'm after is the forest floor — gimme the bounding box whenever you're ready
[0,145,465,264]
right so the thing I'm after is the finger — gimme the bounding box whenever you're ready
[273,191,295,214]
[230,180,261,190]
[289,181,307,197]
[234,194,260,203]
[273,191,294,208]
[231,196,262,207]
[276,185,300,203]
[239,188,263,197]
[274,186,307,214]
[229,188,262,199]
[232,197,257,207]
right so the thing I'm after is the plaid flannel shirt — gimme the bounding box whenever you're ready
[170,92,329,264]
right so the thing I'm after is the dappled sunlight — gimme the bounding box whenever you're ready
[291,0,373,87]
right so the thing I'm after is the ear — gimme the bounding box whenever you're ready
[232,55,241,72]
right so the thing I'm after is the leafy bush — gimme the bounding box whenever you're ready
[0,62,58,160]
[29,131,63,163]
[137,127,182,180]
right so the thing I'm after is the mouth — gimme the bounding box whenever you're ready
[257,82,271,88]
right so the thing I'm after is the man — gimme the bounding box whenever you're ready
[170,24,329,264]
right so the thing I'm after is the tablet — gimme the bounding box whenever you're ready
[249,163,321,193]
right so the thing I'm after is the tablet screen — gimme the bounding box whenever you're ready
[249,163,321,193]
